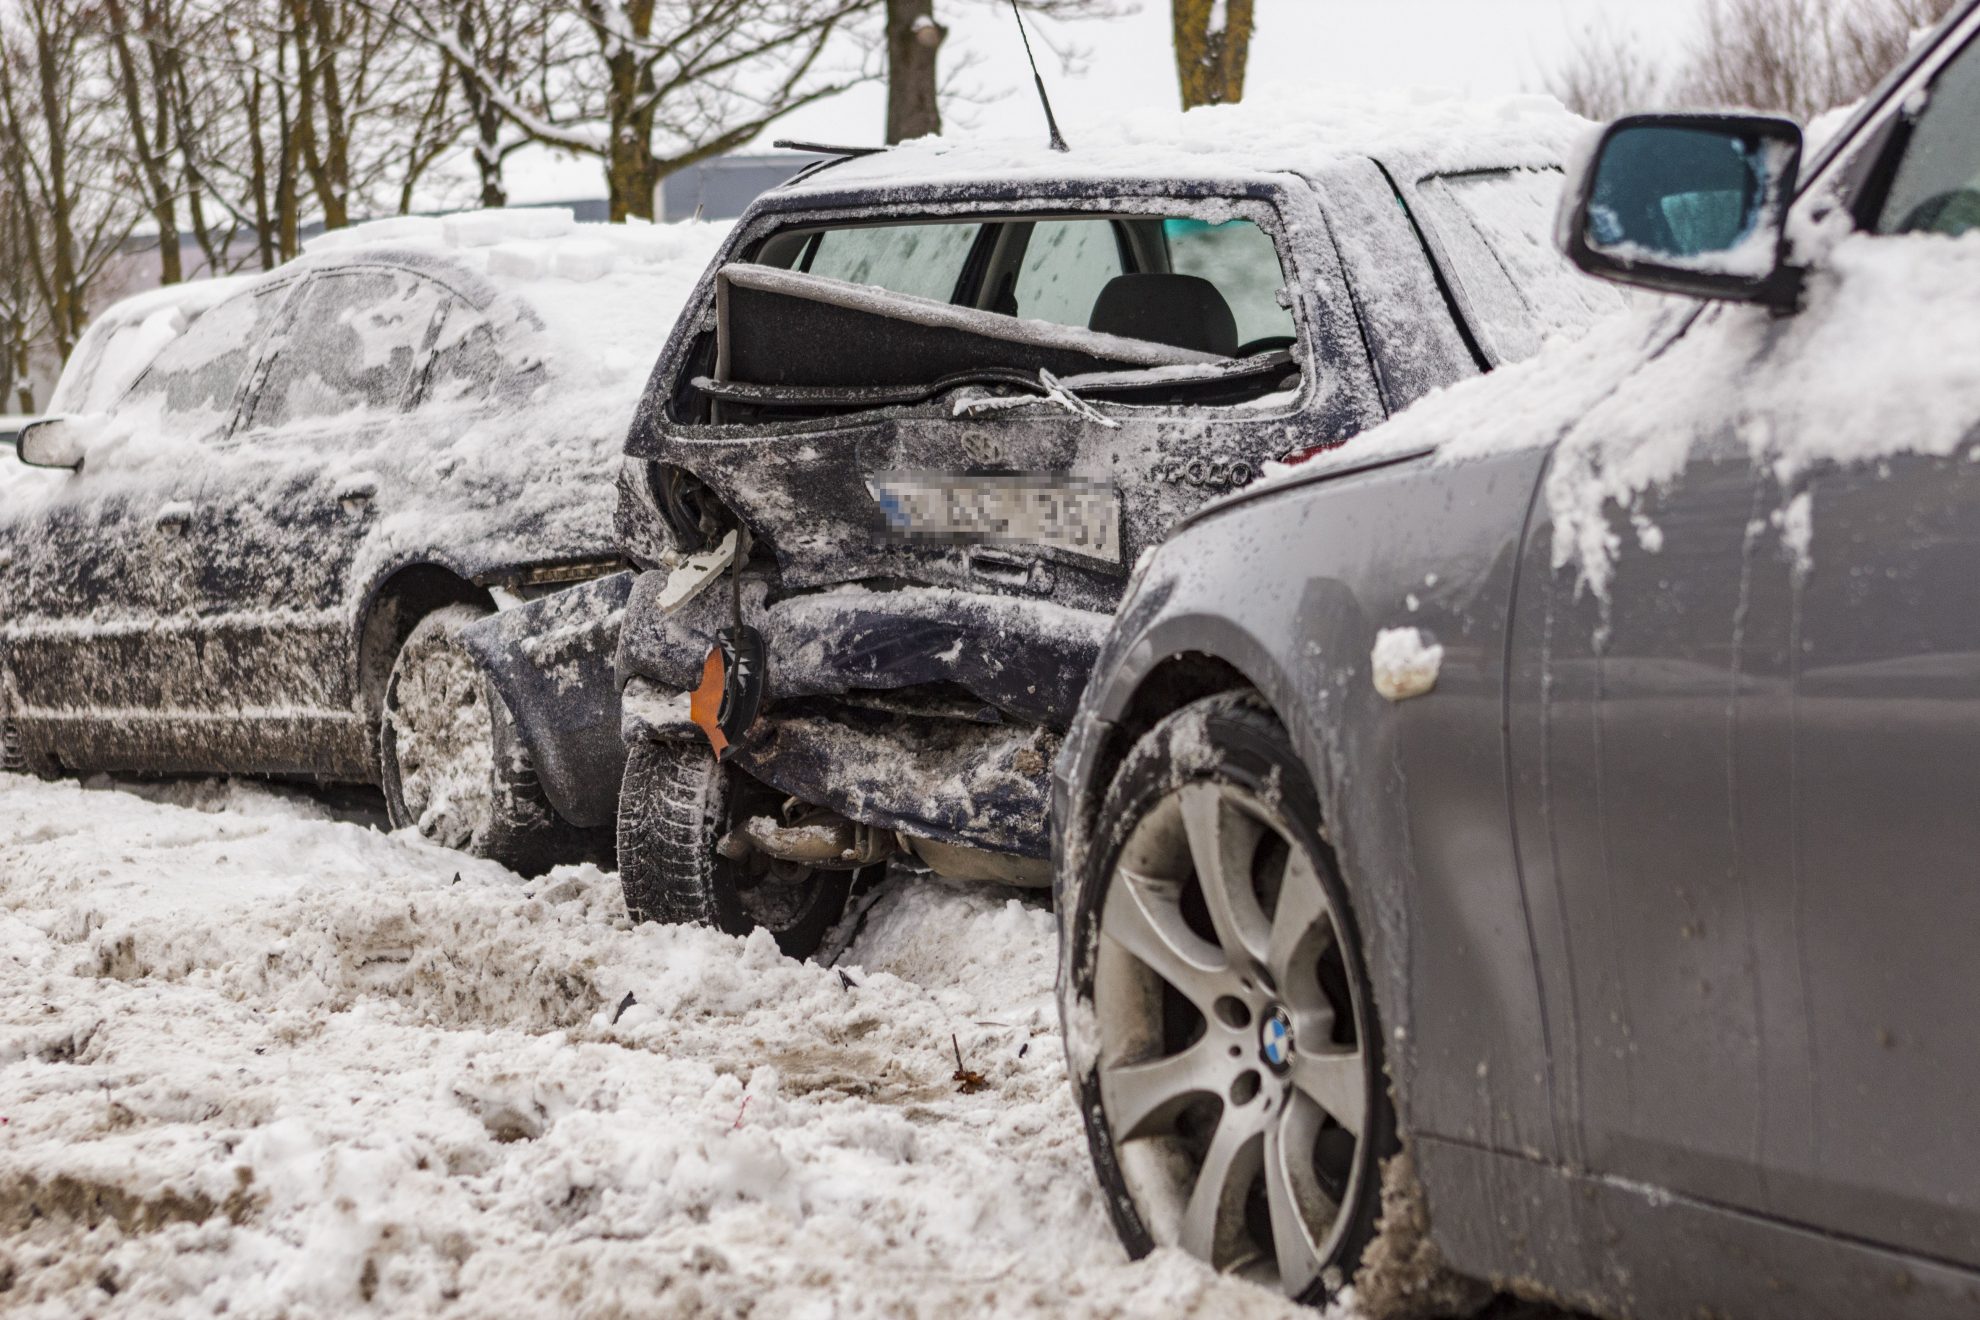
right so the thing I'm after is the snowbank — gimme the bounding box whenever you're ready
[0,774,1317,1318]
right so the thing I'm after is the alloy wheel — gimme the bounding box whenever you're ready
[1093,779,1370,1293]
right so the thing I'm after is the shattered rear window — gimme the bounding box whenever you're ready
[678,204,1303,424]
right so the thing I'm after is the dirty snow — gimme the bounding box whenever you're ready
[0,772,1326,1319]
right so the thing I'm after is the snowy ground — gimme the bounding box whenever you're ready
[0,772,1326,1318]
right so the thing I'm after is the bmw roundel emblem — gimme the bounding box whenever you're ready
[1260,1008,1294,1072]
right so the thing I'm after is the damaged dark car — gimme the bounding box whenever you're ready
[469,98,1627,951]
[0,216,723,874]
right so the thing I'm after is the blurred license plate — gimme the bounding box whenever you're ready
[869,472,1121,563]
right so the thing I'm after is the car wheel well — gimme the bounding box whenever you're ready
[356,565,495,761]
[1079,652,1265,838]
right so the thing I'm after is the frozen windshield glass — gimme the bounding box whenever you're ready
[1012,219,1126,324]
[1413,168,1627,363]
[792,221,981,302]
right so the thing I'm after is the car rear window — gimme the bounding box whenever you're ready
[1413,168,1626,364]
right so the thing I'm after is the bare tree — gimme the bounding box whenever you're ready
[0,0,139,365]
[1172,0,1253,110]
[1546,19,1671,120]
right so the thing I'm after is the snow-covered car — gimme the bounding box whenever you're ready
[473,91,1627,953]
[1,210,726,874]
[1051,4,1980,1313]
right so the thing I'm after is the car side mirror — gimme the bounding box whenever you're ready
[1558,113,1804,309]
[16,414,94,470]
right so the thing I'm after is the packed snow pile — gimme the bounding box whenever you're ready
[0,774,1319,1319]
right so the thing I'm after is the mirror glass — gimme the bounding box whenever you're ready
[1586,124,1789,268]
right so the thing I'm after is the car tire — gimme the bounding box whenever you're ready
[379,603,599,878]
[1061,693,1397,1305]
[617,738,855,958]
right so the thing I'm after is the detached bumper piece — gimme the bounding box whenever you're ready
[728,708,1059,860]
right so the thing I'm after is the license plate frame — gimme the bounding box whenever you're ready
[867,471,1122,564]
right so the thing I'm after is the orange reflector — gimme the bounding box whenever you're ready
[690,646,729,756]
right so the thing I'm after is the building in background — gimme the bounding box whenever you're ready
[653,152,826,222]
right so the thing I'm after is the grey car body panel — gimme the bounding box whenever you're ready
[1058,5,1980,1311]
[1057,446,1561,1161]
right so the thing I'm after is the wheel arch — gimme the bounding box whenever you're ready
[354,560,496,764]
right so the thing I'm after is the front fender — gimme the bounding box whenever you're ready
[457,571,632,829]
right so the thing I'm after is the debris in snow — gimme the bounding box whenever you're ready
[951,1033,989,1095]
[611,990,638,1023]
[1371,627,1444,702]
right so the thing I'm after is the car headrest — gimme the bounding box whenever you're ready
[1087,273,1238,357]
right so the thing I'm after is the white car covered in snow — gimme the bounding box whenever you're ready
[1,209,728,874]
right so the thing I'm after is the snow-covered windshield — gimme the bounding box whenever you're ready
[1412,167,1628,363]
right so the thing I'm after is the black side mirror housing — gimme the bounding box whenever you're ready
[16,414,92,470]
[1558,112,1805,309]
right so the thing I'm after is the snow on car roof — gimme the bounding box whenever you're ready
[775,87,1592,198]
[295,208,730,405]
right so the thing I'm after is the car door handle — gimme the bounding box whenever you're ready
[154,502,191,535]
[335,475,378,512]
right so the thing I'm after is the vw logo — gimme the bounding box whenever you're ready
[1260,1007,1294,1073]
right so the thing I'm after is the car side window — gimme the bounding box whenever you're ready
[1877,35,1980,236]
[121,284,293,440]
[1163,217,1295,347]
[1011,219,1126,325]
[788,221,983,302]
[245,269,443,431]
[421,301,513,406]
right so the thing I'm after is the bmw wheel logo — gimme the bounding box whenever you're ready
[1260,1007,1295,1073]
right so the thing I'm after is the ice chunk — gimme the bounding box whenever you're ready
[302,215,446,255]
[443,207,577,248]
[550,240,618,283]
[1371,626,1444,702]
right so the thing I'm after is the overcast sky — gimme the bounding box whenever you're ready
[508,0,1705,204]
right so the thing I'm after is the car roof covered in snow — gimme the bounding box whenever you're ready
[285,209,730,383]
[771,88,1593,202]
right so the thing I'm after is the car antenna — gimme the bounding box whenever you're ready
[1009,0,1069,152]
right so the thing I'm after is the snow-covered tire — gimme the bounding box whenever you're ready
[379,603,598,878]
[1061,695,1408,1308]
[617,738,854,958]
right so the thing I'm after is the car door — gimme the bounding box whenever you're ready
[0,280,293,773]
[176,264,447,778]
[1510,23,1980,1264]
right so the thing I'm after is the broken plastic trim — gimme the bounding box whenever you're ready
[689,625,766,758]
[689,350,1295,413]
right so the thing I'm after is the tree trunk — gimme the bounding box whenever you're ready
[885,0,945,143]
[1172,0,1254,110]
[455,7,507,208]
[103,0,182,285]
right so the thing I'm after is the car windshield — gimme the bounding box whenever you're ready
[680,207,1300,423]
